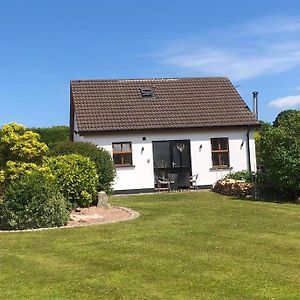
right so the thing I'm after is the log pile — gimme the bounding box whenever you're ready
[213,178,253,198]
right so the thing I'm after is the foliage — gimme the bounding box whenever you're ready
[0,170,4,184]
[4,161,52,182]
[47,154,98,207]
[0,172,68,230]
[49,141,115,194]
[31,126,69,149]
[0,122,49,195]
[0,170,4,198]
[273,109,299,127]
[257,111,300,200]
[254,121,269,166]
[0,122,48,167]
[226,170,253,183]
[254,130,263,166]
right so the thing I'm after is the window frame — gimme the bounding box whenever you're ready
[112,142,133,167]
[210,137,230,168]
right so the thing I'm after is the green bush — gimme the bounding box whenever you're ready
[47,154,98,207]
[257,112,300,201]
[0,122,48,167]
[0,170,4,200]
[0,122,49,191]
[31,126,69,149]
[49,141,115,194]
[0,172,68,230]
[226,171,253,183]
[4,161,52,182]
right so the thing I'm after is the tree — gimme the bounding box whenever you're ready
[254,120,268,166]
[258,111,300,200]
[273,110,298,127]
[0,122,49,184]
[30,126,69,149]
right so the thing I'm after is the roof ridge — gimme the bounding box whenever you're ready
[70,76,229,83]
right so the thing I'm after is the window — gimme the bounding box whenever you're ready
[112,142,132,166]
[211,138,230,168]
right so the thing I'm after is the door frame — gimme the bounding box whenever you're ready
[152,139,192,180]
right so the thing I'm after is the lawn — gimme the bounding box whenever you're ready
[0,192,299,299]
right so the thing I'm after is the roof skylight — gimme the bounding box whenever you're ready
[140,88,153,97]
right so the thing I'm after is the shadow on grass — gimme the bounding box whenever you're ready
[224,193,299,205]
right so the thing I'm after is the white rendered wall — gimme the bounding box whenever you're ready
[74,127,256,191]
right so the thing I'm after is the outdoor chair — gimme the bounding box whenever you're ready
[190,174,199,189]
[155,176,171,192]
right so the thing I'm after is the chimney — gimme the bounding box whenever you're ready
[252,91,258,119]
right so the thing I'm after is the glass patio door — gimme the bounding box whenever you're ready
[153,140,191,188]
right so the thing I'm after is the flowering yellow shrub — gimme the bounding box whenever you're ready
[5,161,53,181]
[0,170,4,184]
[0,122,50,190]
[0,122,48,165]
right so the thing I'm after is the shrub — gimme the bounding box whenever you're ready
[0,170,4,199]
[49,141,115,194]
[31,126,69,149]
[0,172,68,230]
[226,171,253,183]
[4,161,52,182]
[257,112,300,201]
[0,122,49,190]
[0,122,48,167]
[47,154,98,207]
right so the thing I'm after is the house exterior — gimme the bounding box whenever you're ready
[70,77,259,194]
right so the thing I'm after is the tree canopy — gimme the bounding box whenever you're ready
[273,109,299,127]
[257,110,300,199]
[0,122,48,167]
[30,126,69,149]
[0,122,49,185]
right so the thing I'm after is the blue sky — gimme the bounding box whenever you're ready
[1,0,300,127]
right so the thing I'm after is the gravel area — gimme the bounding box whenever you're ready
[66,206,139,227]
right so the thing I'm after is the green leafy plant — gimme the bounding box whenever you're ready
[0,172,68,230]
[273,110,299,127]
[0,122,48,167]
[257,111,300,201]
[226,170,253,183]
[47,154,98,207]
[4,161,52,181]
[0,122,49,191]
[49,141,115,194]
[31,126,69,149]
[0,170,4,199]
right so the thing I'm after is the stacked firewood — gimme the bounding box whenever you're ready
[213,178,253,198]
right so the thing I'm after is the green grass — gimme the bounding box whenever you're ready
[1,192,300,299]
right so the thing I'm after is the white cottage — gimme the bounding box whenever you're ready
[70,77,259,194]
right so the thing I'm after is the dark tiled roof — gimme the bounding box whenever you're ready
[71,77,259,133]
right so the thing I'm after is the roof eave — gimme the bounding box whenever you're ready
[76,123,260,135]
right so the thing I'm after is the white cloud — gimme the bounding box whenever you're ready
[160,43,300,80]
[156,16,300,81]
[240,16,300,36]
[269,95,300,109]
